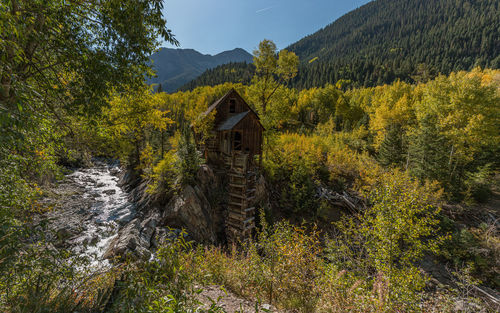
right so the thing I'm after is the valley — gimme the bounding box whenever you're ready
[1,0,499,312]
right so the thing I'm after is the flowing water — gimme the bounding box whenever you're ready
[65,161,136,266]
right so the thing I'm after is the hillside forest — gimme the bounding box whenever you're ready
[1,1,500,313]
[183,0,500,92]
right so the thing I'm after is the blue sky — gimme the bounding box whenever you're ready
[162,0,371,55]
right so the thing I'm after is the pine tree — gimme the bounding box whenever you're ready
[378,124,407,167]
[408,115,449,183]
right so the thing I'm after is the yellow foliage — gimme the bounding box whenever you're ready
[415,67,500,163]
[368,81,417,149]
[105,86,172,138]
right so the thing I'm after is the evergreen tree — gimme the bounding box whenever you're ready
[408,115,450,183]
[177,128,203,186]
[378,124,407,167]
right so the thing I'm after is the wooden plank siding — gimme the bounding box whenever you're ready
[212,90,254,126]
[231,112,262,156]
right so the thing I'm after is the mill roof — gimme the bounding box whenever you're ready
[217,111,250,131]
[199,88,265,131]
[203,89,235,116]
[203,88,261,120]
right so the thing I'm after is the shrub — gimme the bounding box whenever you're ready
[146,130,204,196]
[148,150,178,195]
[107,230,225,313]
[180,216,323,312]
[442,223,500,289]
[176,130,203,186]
[263,133,324,215]
[463,163,493,203]
[0,230,113,313]
[328,170,446,310]
[138,143,155,179]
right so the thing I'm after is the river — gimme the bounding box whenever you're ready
[47,161,136,267]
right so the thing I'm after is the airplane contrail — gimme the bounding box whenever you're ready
[256,6,277,13]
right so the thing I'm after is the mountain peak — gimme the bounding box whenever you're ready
[149,48,252,92]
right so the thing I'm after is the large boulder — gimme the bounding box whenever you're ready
[196,164,217,194]
[103,210,160,260]
[108,163,266,254]
[162,185,218,244]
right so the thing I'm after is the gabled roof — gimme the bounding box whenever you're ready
[200,88,265,131]
[203,89,235,116]
[217,111,250,131]
[202,88,262,121]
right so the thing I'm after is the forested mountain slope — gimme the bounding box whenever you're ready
[148,48,252,92]
[183,0,499,91]
[288,0,500,88]
[178,62,255,91]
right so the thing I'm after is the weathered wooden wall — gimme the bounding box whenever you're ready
[234,113,262,157]
[213,91,249,127]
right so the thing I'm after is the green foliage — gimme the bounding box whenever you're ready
[377,124,407,167]
[0,2,181,311]
[176,213,467,312]
[1,5,498,308]
[176,130,204,186]
[288,0,500,89]
[183,0,499,91]
[0,0,178,243]
[179,62,255,92]
[145,130,203,196]
[0,156,37,220]
[160,69,500,202]
[187,98,216,146]
[138,143,156,178]
[94,68,499,304]
[0,226,115,313]
[183,217,323,312]
[249,39,299,120]
[148,150,179,195]
[263,133,324,215]
[463,164,493,203]
[263,132,382,215]
[249,85,297,130]
[255,218,322,312]
[328,170,445,309]
[407,114,450,184]
[105,86,173,166]
[441,223,500,289]
[0,0,177,157]
[295,85,342,129]
[107,230,225,313]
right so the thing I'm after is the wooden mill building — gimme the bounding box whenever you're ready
[200,88,264,165]
[197,89,264,243]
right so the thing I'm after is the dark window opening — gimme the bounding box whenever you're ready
[233,131,242,151]
[229,99,236,113]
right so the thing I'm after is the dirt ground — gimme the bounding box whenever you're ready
[195,285,281,313]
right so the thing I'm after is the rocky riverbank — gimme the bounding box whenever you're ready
[40,160,137,266]
[40,160,238,265]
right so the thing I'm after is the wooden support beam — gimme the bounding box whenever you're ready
[229,183,245,188]
[229,192,245,199]
[243,217,255,225]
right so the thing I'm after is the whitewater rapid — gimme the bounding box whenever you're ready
[67,162,135,266]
